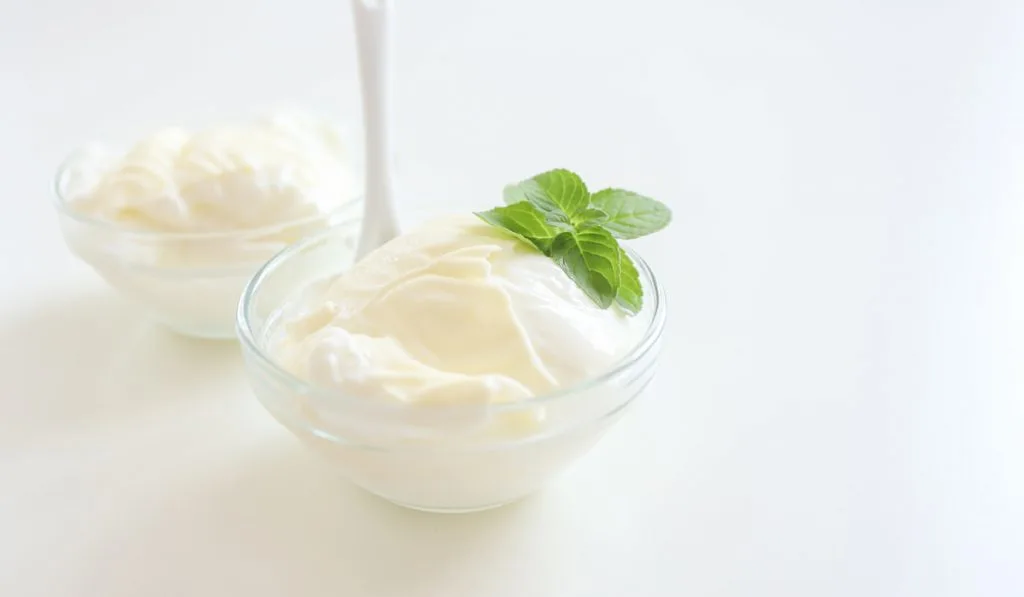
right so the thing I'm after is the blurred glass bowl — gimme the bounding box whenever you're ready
[53,160,362,339]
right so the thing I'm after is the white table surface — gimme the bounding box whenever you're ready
[2,0,1023,595]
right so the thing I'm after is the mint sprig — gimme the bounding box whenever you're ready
[476,168,671,314]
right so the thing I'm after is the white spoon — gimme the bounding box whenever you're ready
[351,0,400,260]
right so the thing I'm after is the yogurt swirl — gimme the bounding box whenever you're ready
[64,113,356,234]
[274,215,644,412]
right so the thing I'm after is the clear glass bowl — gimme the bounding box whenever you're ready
[237,223,666,513]
[52,163,362,339]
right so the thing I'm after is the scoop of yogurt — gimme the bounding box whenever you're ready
[274,214,645,413]
[54,112,361,338]
[63,112,357,234]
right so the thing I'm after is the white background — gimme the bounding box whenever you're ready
[2,0,1023,595]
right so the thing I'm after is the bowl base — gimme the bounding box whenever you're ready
[153,318,237,341]
[376,495,516,514]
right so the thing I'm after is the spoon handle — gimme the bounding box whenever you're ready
[352,0,400,259]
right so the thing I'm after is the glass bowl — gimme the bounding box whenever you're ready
[52,162,362,339]
[237,223,666,513]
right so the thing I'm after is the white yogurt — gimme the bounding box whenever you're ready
[64,113,356,237]
[274,214,643,419]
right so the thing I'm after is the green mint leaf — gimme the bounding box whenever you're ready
[550,227,621,308]
[616,247,643,314]
[502,183,532,205]
[542,209,574,229]
[572,207,608,227]
[475,202,560,252]
[589,188,672,239]
[505,169,590,221]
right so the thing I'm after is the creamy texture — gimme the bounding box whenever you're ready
[55,112,361,338]
[275,215,644,409]
[63,113,356,234]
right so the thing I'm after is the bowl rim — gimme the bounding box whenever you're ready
[52,151,363,242]
[235,222,667,412]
